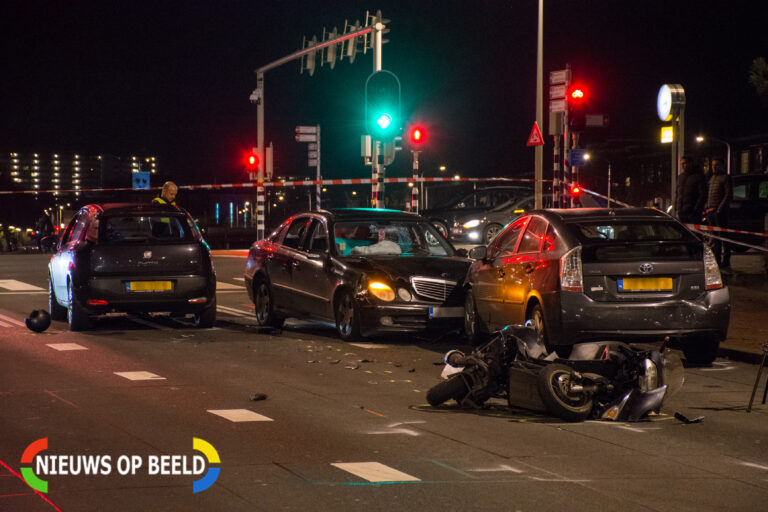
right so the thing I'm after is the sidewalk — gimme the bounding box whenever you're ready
[720,251,768,363]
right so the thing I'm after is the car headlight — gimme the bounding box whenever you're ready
[462,219,481,229]
[368,281,395,301]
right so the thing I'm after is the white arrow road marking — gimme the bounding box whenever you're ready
[207,409,273,422]
[367,421,426,436]
[467,464,523,473]
[331,462,420,482]
[114,371,166,381]
[47,343,88,351]
[0,313,26,327]
[0,279,45,291]
[701,362,736,372]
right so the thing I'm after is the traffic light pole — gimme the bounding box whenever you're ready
[371,21,385,209]
[411,151,420,213]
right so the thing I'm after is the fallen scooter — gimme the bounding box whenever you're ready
[427,325,684,422]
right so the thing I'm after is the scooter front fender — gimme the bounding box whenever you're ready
[601,385,668,421]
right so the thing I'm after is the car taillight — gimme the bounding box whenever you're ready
[560,246,583,292]
[703,245,723,290]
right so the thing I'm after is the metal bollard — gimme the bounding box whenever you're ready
[746,342,768,412]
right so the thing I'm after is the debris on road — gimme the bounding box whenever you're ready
[345,362,360,370]
[674,412,704,424]
[250,393,268,401]
[25,309,51,333]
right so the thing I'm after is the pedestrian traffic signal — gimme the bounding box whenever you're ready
[365,70,401,142]
[408,125,426,147]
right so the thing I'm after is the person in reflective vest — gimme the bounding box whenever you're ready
[153,181,178,206]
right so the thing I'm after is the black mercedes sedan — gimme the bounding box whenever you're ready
[244,209,471,341]
[48,203,216,331]
[464,208,731,364]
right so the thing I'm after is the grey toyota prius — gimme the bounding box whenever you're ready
[464,207,730,364]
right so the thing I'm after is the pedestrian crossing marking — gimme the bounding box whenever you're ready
[216,282,244,290]
[47,343,88,351]
[207,409,274,422]
[114,371,166,381]
[0,313,25,327]
[331,462,420,483]
[0,279,45,291]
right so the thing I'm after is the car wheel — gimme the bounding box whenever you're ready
[194,296,216,328]
[254,280,284,328]
[432,220,449,238]
[484,223,503,244]
[335,290,361,341]
[527,304,548,345]
[464,289,486,345]
[49,277,67,321]
[67,280,90,332]
[682,336,720,366]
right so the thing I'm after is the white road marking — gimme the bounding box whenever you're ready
[467,464,523,473]
[0,313,26,327]
[741,462,768,471]
[207,409,274,422]
[331,462,420,483]
[216,305,252,318]
[0,320,13,328]
[114,371,166,381]
[47,343,88,351]
[233,277,245,281]
[349,343,390,349]
[0,279,45,291]
[216,282,244,290]
[701,362,736,372]
[367,421,425,436]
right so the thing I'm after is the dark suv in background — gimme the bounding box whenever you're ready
[729,173,768,250]
[420,186,533,237]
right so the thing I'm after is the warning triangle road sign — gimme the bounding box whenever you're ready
[526,122,545,146]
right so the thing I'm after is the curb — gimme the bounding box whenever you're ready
[719,347,765,365]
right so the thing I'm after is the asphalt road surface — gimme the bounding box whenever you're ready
[1,254,767,512]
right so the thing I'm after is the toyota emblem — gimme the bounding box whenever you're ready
[639,263,653,274]
[143,251,152,259]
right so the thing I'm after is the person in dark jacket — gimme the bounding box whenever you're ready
[705,157,732,268]
[674,156,707,224]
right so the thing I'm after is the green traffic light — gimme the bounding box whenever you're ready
[375,113,393,130]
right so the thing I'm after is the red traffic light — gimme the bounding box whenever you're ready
[570,184,582,196]
[408,125,426,146]
[569,86,587,103]
[242,149,260,169]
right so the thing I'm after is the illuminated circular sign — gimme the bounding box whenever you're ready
[657,84,686,122]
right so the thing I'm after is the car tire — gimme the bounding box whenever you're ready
[426,374,470,407]
[431,220,449,238]
[464,289,486,346]
[682,336,720,366]
[49,277,67,321]
[254,279,284,329]
[484,223,503,244]
[194,296,216,328]
[526,304,549,345]
[537,363,593,422]
[67,280,90,332]
[335,290,361,342]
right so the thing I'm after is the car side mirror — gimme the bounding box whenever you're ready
[469,246,487,260]
[455,248,468,258]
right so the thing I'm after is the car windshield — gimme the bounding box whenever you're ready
[101,215,194,244]
[333,220,453,257]
[566,219,701,261]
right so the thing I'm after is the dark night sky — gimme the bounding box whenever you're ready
[1,1,766,186]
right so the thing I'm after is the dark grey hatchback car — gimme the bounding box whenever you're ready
[48,203,216,331]
[464,208,730,364]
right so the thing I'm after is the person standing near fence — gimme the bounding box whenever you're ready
[705,157,732,269]
[675,155,707,224]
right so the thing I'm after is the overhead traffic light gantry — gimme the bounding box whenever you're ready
[365,70,401,142]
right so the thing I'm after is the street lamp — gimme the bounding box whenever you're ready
[696,135,731,175]
[584,153,613,207]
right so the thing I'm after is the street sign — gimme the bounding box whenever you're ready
[570,149,587,166]
[308,159,318,167]
[526,122,545,146]
[549,69,570,84]
[296,125,318,134]
[296,134,317,142]
[549,99,566,113]
[585,114,609,128]
[549,84,566,99]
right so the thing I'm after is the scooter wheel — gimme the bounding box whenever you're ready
[537,363,593,422]
[427,375,470,406]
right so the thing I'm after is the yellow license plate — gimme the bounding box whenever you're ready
[126,281,172,292]
[618,277,673,292]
